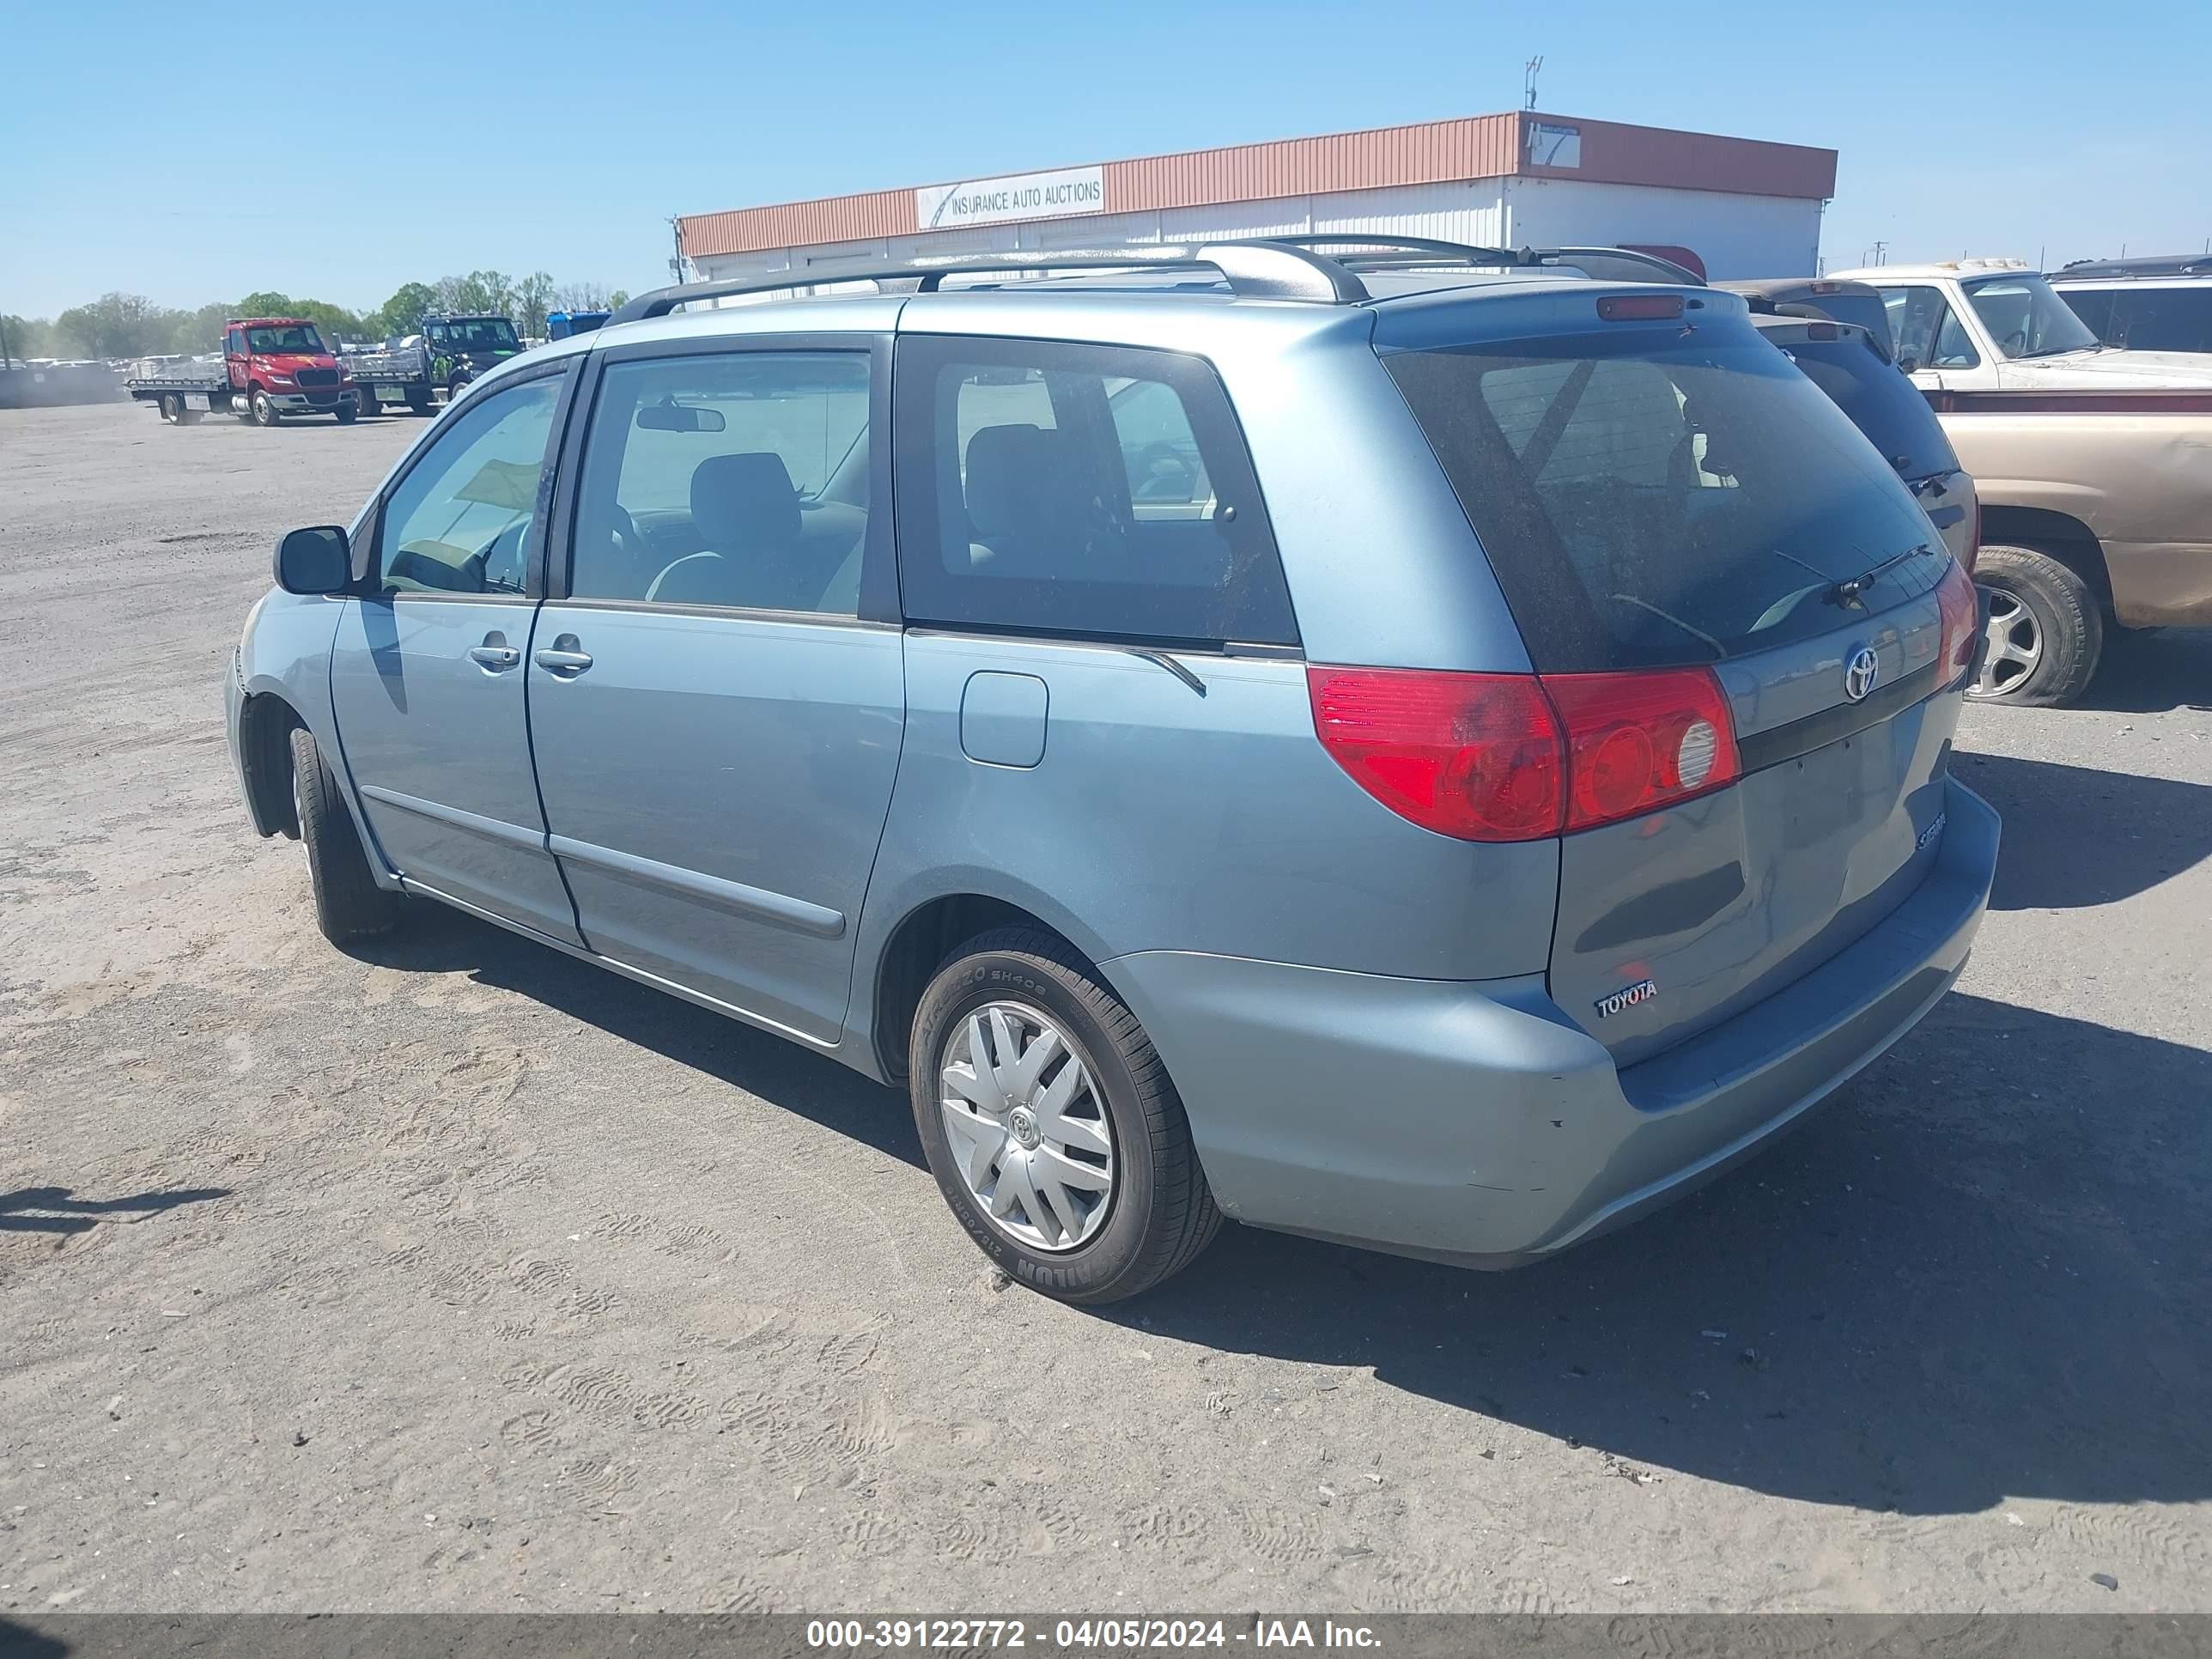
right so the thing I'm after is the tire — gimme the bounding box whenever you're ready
[159,393,183,424]
[909,927,1221,1304]
[252,388,280,427]
[447,375,472,406]
[407,392,432,416]
[288,726,401,945]
[1970,542,2104,707]
[334,396,358,425]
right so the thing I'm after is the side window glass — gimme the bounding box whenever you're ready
[1109,377,1212,514]
[1931,305,1981,368]
[227,329,245,356]
[1882,287,1978,370]
[374,377,559,596]
[568,351,871,615]
[892,336,1298,647]
[2061,288,2118,344]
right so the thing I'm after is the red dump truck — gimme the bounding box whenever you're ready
[125,318,361,427]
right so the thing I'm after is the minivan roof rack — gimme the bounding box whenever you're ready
[1266,234,1706,286]
[608,240,1370,325]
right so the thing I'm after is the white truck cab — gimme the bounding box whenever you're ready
[1828,259,2212,392]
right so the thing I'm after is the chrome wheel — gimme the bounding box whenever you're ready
[938,1000,1115,1253]
[1972,586,2043,699]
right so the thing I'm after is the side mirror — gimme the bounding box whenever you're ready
[274,525,351,594]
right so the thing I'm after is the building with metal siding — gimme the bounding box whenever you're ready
[677,111,1837,292]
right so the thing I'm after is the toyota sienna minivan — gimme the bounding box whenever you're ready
[229,238,1998,1303]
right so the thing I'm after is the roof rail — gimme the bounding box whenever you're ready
[607,241,1368,326]
[1258,234,1705,285]
[1261,233,1524,264]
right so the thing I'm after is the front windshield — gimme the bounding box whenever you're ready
[245,324,325,355]
[1966,276,2100,359]
[429,319,520,351]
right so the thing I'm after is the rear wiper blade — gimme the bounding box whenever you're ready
[1824,543,1934,609]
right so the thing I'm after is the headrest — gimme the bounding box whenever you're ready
[963,424,1066,542]
[691,452,800,551]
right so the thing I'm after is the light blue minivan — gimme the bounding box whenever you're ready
[228,240,1998,1303]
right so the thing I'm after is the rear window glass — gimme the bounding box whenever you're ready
[1767,332,1958,483]
[892,336,1297,647]
[1384,325,1945,672]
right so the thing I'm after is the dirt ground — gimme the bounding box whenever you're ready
[2,401,2207,1615]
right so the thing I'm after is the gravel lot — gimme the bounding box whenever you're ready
[2,400,2207,1615]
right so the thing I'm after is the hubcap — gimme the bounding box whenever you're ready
[938,1000,1115,1253]
[1972,585,2042,699]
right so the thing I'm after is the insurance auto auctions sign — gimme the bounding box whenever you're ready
[915,165,1105,231]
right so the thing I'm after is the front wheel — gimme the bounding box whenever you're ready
[289,726,401,945]
[446,375,472,406]
[909,927,1221,1304]
[334,396,358,425]
[1970,542,2104,706]
[252,388,280,427]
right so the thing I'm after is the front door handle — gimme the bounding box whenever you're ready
[468,631,520,672]
[533,634,592,677]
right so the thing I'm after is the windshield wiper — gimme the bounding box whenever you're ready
[1608,593,1726,659]
[1824,543,1933,609]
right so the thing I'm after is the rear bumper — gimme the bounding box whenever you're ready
[1106,775,1999,1268]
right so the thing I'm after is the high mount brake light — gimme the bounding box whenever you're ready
[1597,294,1686,321]
[1307,665,1741,842]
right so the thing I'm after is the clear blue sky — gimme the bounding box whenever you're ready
[4,0,2208,319]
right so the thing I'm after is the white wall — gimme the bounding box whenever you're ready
[691,176,1820,292]
[1500,177,1823,279]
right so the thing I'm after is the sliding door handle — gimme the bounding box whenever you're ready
[533,634,592,677]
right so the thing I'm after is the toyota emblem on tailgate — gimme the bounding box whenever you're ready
[1844,646,1881,702]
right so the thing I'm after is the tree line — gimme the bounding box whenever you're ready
[1,272,632,363]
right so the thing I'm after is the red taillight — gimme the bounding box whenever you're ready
[1935,560,1978,684]
[1597,294,1686,321]
[1307,664,1741,842]
[1307,668,1564,841]
[1542,668,1741,832]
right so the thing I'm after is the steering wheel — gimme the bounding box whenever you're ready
[1130,441,1200,503]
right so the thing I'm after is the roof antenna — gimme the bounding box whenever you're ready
[1523,56,1543,110]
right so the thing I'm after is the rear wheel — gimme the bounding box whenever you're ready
[909,927,1221,1304]
[1970,542,2103,706]
[289,726,400,945]
[158,393,183,424]
[407,392,433,416]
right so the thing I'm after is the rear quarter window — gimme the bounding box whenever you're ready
[891,336,1297,647]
